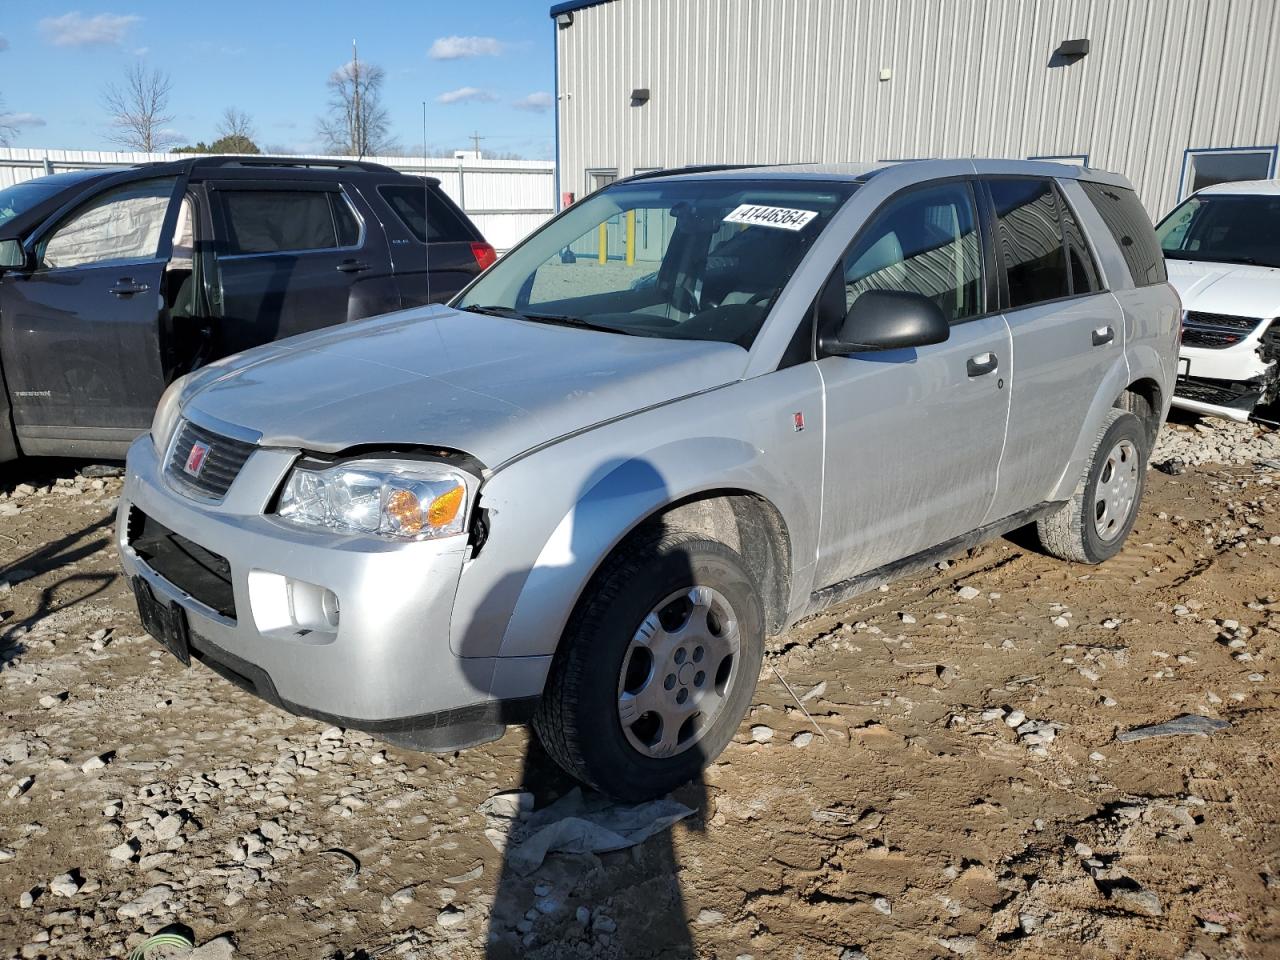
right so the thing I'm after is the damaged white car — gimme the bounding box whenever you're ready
[1157,180,1280,422]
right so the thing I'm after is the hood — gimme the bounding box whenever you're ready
[1166,259,1280,319]
[182,306,749,467]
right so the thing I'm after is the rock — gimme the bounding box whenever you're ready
[1117,714,1230,742]
[938,935,976,955]
[1053,615,1070,628]
[535,896,562,915]
[1113,888,1163,917]
[957,586,981,600]
[749,725,774,743]
[80,754,109,773]
[0,848,14,863]
[18,890,34,909]
[840,951,867,960]
[1005,710,1026,728]
[792,732,814,748]
[154,813,184,841]
[899,613,916,624]
[980,708,1006,722]
[108,840,139,861]
[800,681,826,702]
[188,935,237,959]
[696,908,725,924]
[390,886,416,906]
[437,906,466,928]
[49,873,81,897]
[872,897,892,915]
[575,905,591,926]
[8,776,33,799]
[593,915,617,934]
[117,883,173,919]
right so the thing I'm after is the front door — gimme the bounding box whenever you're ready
[0,175,183,448]
[205,181,391,357]
[816,180,1012,588]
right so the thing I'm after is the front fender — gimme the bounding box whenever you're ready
[447,367,825,676]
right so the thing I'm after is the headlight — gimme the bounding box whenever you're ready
[277,459,471,541]
[151,375,190,455]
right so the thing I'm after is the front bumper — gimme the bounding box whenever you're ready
[118,434,537,750]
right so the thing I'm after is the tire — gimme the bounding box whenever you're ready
[533,528,765,801]
[1036,408,1148,564]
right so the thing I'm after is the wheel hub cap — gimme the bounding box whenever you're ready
[1093,438,1139,542]
[616,585,741,759]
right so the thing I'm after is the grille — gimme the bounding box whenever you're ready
[1184,311,1264,332]
[1181,311,1265,350]
[128,507,236,619]
[1174,374,1258,409]
[1182,327,1247,348]
[165,420,257,500]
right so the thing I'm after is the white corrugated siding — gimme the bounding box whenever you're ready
[0,148,555,251]
[557,0,1280,217]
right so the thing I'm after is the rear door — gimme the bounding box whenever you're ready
[816,179,1012,587]
[205,180,393,357]
[0,173,184,447]
[980,177,1124,522]
[372,181,484,305]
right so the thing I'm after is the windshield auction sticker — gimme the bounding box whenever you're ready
[723,204,818,231]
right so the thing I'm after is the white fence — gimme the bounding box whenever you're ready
[0,147,556,251]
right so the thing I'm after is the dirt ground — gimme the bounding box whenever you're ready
[1,420,1278,960]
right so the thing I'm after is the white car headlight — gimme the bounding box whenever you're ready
[277,459,472,541]
[151,374,190,455]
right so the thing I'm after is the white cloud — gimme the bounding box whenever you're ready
[39,12,142,48]
[0,36,10,53]
[0,112,47,129]
[428,35,505,60]
[513,91,554,113]
[437,86,498,105]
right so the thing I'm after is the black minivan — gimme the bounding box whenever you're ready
[0,156,495,461]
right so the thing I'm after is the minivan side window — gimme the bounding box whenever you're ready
[219,189,361,256]
[1080,181,1167,286]
[377,184,473,242]
[842,181,983,323]
[1057,187,1102,294]
[39,177,177,270]
[988,178,1070,308]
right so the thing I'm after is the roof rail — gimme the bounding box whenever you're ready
[618,163,770,183]
[184,156,397,173]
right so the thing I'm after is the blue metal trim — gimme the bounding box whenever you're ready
[1178,144,1278,200]
[550,0,614,16]
[552,17,561,211]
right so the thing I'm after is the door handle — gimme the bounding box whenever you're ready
[1092,325,1115,346]
[336,259,371,273]
[966,352,998,377]
[109,279,150,297]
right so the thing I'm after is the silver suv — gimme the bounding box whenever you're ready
[118,160,1180,800]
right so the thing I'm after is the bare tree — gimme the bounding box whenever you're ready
[0,94,17,147]
[316,43,394,157]
[212,107,259,153]
[102,62,175,152]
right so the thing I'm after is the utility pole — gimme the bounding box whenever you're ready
[352,38,362,157]
[469,131,485,158]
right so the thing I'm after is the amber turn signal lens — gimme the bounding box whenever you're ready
[385,489,425,534]
[428,485,465,528]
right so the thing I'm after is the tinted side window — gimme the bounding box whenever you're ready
[39,177,177,269]
[377,184,472,242]
[220,190,351,255]
[988,178,1069,308]
[1080,181,1167,286]
[1057,187,1102,294]
[843,181,983,323]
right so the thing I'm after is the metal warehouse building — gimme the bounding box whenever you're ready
[549,0,1280,220]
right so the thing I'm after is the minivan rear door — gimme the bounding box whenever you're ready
[371,181,484,305]
[0,173,185,452]
[204,181,395,357]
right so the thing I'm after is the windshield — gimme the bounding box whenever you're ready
[0,178,75,229]
[455,178,855,348]
[1156,193,1280,268]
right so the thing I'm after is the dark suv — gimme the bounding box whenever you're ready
[0,156,494,461]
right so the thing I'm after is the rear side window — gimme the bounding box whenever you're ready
[219,189,360,255]
[1080,181,1167,286]
[988,178,1070,308]
[378,184,473,242]
[1058,188,1102,294]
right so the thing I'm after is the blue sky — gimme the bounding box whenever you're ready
[0,1,557,158]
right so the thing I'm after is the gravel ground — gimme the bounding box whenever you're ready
[1,416,1278,960]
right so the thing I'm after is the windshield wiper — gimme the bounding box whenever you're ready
[1166,253,1277,268]
[460,304,629,334]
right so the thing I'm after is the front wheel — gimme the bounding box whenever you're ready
[1036,408,1148,563]
[533,529,764,801]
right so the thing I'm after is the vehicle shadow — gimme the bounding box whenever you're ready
[481,458,708,958]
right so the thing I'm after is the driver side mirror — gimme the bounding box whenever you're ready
[0,238,32,274]
[819,287,950,354]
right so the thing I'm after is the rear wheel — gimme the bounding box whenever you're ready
[1036,408,1148,563]
[533,528,764,801]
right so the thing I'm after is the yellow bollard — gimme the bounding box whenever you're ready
[598,221,608,264]
[626,210,636,266]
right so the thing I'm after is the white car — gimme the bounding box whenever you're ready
[1157,180,1280,422]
